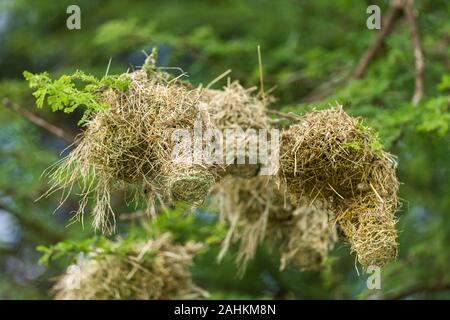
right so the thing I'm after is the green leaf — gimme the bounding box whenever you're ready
[23,70,130,124]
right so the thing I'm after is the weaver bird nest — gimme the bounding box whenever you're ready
[39,58,399,269]
[53,233,207,300]
[278,106,399,267]
[213,176,337,272]
[203,81,270,177]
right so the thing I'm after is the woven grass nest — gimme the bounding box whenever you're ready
[278,106,399,267]
[41,59,400,269]
[53,233,207,300]
[44,65,269,233]
[213,176,337,272]
[203,82,270,177]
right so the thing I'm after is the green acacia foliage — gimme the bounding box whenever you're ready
[23,70,130,123]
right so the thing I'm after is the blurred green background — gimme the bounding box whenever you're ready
[0,0,449,299]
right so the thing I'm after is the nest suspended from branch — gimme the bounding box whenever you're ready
[204,81,270,177]
[42,64,278,232]
[338,195,398,268]
[53,233,207,300]
[213,176,336,272]
[279,105,399,267]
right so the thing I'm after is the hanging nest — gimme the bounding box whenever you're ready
[279,203,337,271]
[205,82,268,130]
[337,195,398,268]
[43,64,280,232]
[278,105,399,267]
[213,176,336,272]
[203,81,270,177]
[53,233,207,300]
[164,164,216,205]
[44,68,220,233]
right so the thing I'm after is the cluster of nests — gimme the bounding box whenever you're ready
[278,108,399,268]
[46,59,399,298]
[53,233,207,300]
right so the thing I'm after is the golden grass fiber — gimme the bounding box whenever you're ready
[213,176,336,272]
[43,68,272,233]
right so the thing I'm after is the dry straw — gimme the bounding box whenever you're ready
[53,233,207,300]
[213,176,337,272]
[279,203,337,271]
[43,68,214,233]
[278,105,399,267]
[203,81,270,177]
[43,62,273,233]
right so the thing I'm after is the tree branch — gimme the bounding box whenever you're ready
[2,98,75,143]
[404,0,425,105]
[352,0,404,79]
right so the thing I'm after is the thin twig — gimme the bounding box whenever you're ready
[104,57,112,77]
[404,0,425,105]
[2,98,75,143]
